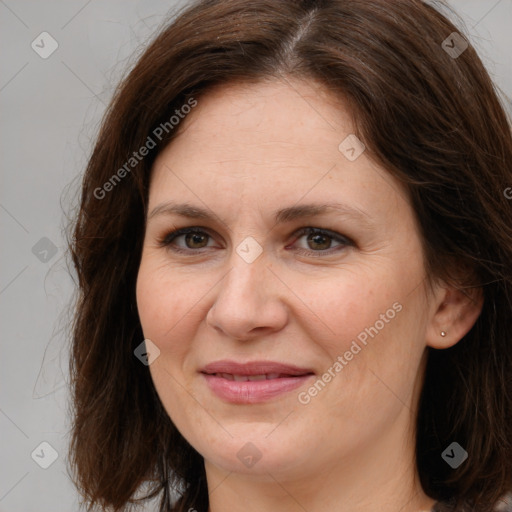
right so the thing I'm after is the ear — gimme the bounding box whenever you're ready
[425,284,483,349]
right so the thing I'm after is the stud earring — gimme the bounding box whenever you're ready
[440,331,447,337]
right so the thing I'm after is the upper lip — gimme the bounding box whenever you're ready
[201,360,314,376]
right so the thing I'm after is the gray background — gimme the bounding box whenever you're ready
[1,1,511,511]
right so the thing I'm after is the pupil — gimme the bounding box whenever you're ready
[309,233,330,250]
[186,232,207,248]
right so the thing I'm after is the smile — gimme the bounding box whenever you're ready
[200,360,315,403]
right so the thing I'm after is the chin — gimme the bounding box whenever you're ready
[197,426,315,477]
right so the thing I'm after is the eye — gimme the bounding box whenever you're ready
[288,227,353,256]
[160,227,216,253]
[159,226,353,256]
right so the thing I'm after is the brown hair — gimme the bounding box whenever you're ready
[68,1,512,511]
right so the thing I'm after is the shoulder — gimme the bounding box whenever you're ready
[432,494,512,512]
[496,493,512,511]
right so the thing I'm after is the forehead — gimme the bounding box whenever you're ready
[164,78,355,162]
[148,78,409,224]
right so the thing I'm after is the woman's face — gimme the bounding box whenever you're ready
[136,79,436,482]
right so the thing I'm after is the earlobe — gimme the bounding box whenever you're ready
[426,285,483,349]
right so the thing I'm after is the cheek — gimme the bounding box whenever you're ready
[136,259,198,344]
[298,271,400,353]
[136,261,203,424]
[136,263,192,378]
[301,266,427,405]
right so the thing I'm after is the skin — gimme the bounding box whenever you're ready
[136,78,482,512]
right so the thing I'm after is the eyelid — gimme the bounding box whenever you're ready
[291,226,354,246]
[160,226,218,247]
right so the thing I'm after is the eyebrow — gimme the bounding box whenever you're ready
[148,201,372,226]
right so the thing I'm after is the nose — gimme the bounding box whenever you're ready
[206,249,289,341]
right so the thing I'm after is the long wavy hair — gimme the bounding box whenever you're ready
[68,1,512,511]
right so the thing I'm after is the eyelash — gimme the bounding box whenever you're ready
[158,226,354,257]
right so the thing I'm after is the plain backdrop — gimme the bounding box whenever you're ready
[1,1,511,511]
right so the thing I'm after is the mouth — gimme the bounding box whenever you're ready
[206,372,305,381]
[200,361,315,404]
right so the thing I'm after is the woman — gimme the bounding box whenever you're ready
[68,1,512,511]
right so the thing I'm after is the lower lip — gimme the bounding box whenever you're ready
[202,373,314,404]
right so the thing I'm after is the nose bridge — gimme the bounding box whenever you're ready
[222,237,269,302]
[206,235,287,338]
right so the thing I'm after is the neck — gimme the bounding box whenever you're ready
[206,464,435,512]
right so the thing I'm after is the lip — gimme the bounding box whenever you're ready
[200,360,315,404]
[201,360,314,376]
